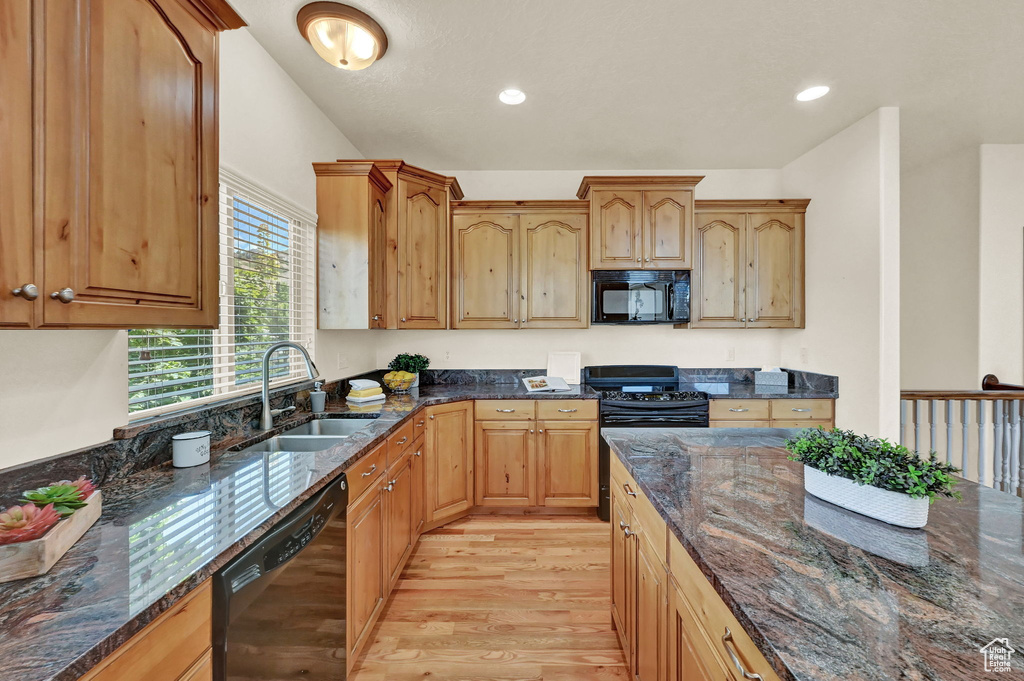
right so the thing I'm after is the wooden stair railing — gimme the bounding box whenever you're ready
[982,374,1024,391]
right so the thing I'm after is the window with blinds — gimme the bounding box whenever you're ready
[128,171,316,416]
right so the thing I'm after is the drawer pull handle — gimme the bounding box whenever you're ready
[729,408,749,413]
[396,436,408,445]
[361,464,377,477]
[722,627,763,680]
[496,408,516,413]
[791,408,812,412]
[623,483,637,498]
[557,408,578,413]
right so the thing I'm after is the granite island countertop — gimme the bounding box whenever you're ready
[0,384,596,681]
[603,427,1024,680]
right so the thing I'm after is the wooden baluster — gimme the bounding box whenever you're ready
[1003,402,1013,490]
[929,400,937,454]
[1014,401,1023,497]
[900,400,907,446]
[994,400,1004,491]
[945,400,954,466]
[913,400,921,453]
[961,400,970,479]
[977,401,987,486]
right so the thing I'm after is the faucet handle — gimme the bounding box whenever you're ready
[270,406,297,418]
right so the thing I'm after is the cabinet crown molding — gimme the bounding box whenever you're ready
[187,0,247,31]
[313,161,393,193]
[576,175,705,199]
[347,159,464,199]
[695,198,811,211]
[452,200,589,214]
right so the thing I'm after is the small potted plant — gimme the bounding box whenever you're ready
[386,353,430,390]
[786,428,961,528]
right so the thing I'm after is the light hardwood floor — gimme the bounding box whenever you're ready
[349,513,628,680]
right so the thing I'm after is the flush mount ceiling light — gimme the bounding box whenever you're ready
[499,88,527,105]
[297,2,388,71]
[796,85,830,102]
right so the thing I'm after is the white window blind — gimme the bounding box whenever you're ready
[128,170,317,416]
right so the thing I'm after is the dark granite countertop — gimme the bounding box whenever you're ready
[603,427,1024,680]
[684,382,838,400]
[0,384,596,681]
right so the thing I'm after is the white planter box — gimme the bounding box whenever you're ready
[803,465,930,528]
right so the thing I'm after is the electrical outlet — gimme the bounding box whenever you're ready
[336,353,348,370]
[800,347,809,364]
[726,347,735,361]
[444,351,452,362]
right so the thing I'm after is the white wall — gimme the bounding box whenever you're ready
[781,108,900,437]
[900,145,981,390]
[978,145,1024,383]
[0,29,368,469]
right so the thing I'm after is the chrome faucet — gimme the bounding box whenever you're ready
[260,341,319,430]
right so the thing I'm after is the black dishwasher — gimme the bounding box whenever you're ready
[213,473,348,681]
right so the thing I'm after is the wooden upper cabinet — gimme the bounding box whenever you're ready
[0,0,35,328]
[451,202,589,330]
[692,200,808,329]
[692,212,745,328]
[578,177,702,270]
[644,190,693,269]
[452,213,519,328]
[314,162,393,329]
[399,179,448,328]
[35,0,242,328]
[520,212,588,328]
[746,211,804,328]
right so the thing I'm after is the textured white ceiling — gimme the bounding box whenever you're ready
[233,0,1024,170]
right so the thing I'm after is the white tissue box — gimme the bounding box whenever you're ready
[754,370,788,387]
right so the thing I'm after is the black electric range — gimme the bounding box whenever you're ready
[583,365,710,521]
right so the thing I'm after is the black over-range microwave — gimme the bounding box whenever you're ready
[591,270,690,324]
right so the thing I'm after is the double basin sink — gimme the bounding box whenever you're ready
[240,418,375,453]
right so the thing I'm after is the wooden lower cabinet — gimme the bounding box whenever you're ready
[537,421,599,506]
[79,581,212,681]
[410,434,426,536]
[424,401,475,524]
[347,460,387,670]
[384,449,415,589]
[668,584,721,681]
[634,531,667,681]
[475,421,536,506]
[710,398,835,429]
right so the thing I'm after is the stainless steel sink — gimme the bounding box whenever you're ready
[241,435,349,453]
[281,419,374,437]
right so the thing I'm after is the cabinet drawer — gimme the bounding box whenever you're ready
[709,420,771,428]
[80,582,211,681]
[770,399,833,421]
[709,400,770,421]
[669,534,781,681]
[412,411,428,440]
[536,399,598,421]
[475,400,536,421]
[348,442,386,502]
[771,419,832,429]
[386,419,415,465]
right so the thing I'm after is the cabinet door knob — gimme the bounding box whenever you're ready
[513,318,518,323]
[372,315,380,321]
[623,528,634,538]
[11,284,38,301]
[384,483,393,493]
[636,257,641,262]
[50,287,75,304]
[539,429,544,433]
[644,257,650,262]
[530,429,535,433]
[414,450,422,457]
[429,414,435,420]
[741,317,747,322]
[401,317,407,322]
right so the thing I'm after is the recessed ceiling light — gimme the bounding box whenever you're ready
[297,2,388,71]
[796,85,830,102]
[499,89,526,105]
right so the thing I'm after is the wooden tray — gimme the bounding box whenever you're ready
[0,491,102,583]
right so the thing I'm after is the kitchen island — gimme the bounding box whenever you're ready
[604,427,1024,680]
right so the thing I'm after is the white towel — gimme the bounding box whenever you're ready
[349,379,381,390]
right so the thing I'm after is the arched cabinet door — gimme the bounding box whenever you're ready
[40,0,229,328]
[452,214,519,328]
[644,190,692,269]
[398,179,448,328]
[692,214,746,328]
[746,213,804,328]
[591,190,642,269]
[520,214,589,328]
